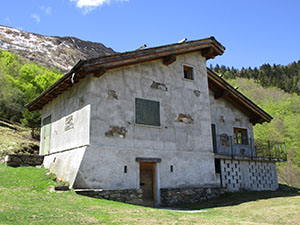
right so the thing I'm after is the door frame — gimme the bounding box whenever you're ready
[136,157,161,206]
[139,162,156,201]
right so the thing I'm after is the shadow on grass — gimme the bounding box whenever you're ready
[172,184,300,210]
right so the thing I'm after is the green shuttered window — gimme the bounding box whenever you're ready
[41,115,51,155]
[211,124,217,153]
[135,98,160,126]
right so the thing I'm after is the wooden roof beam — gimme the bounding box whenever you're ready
[201,47,215,59]
[250,117,264,125]
[214,89,228,99]
[162,54,177,66]
[93,66,106,78]
[83,66,107,78]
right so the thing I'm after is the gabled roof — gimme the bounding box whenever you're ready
[26,37,272,125]
[26,37,271,124]
[207,68,272,124]
[26,37,225,111]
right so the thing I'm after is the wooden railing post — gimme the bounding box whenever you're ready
[230,136,233,158]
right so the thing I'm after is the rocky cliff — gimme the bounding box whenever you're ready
[0,25,115,73]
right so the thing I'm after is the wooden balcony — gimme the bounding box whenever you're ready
[213,134,287,162]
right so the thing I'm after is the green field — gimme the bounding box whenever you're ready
[0,163,299,224]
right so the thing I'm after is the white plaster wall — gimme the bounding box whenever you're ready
[78,52,217,189]
[91,53,212,152]
[44,147,87,187]
[209,90,254,140]
[41,76,92,154]
[41,76,92,186]
[73,146,216,189]
[89,53,212,153]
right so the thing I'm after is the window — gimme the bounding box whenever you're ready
[183,65,194,80]
[135,98,160,126]
[233,128,248,145]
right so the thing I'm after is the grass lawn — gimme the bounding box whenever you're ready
[0,163,300,225]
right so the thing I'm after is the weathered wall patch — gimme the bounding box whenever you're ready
[65,115,74,131]
[105,126,128,138]
[176,113,193,124]
[150,81,168,91]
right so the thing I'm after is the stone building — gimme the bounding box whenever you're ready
[27,37,286,206]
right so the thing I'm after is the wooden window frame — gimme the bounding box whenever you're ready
[183,65,194,80]
[233,127,248,145]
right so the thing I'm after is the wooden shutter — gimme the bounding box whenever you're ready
[41,116,51,155]
[242,129,248,145]
[211,124,217,153]
[135,98,160,126]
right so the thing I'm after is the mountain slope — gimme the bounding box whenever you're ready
[0,25,115,72]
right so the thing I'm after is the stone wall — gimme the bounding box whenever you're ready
[75,189,143,205]
[4,154,44,167]
[76,187,225,206]
[160,187,226,206]
[41,76,91,155]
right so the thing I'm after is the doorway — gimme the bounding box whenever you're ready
[41,115,51,155]
[139,162,156,204]
[215,158,223,187]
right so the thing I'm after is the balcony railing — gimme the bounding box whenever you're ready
[213,134,287,161]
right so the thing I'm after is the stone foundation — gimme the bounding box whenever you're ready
[75,189,143,205]
[160,187,226,206]
[4,154,44,167]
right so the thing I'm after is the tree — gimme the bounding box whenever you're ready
[0,50,62,136]
[7,63,61,136]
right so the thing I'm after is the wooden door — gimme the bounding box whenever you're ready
[140,162,155,201]
[41,116,51,155]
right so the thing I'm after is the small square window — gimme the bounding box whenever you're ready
[233,127,248,145]
[183,65,194,80]
[135,98,160,126]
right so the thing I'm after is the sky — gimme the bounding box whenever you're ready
[1,0,300,69]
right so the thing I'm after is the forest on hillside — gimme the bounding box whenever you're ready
[0,49,62,132]
[0,49,299,187]
[210,61,300,94]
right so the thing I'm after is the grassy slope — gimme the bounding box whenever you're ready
[0,121,39,158]
[0,163,299,225]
